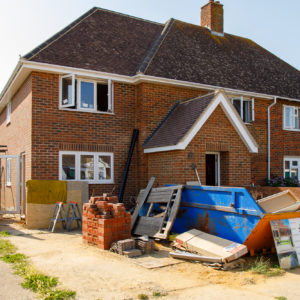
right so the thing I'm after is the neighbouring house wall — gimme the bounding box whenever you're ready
[0,75,32,211]
[147,105,251,187]
[270,99,300,178]
[136,82,205,189]
[247,98,300,184]
[31,71,138,206]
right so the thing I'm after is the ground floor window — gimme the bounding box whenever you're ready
[59,151,113,184]
[284,157,300,182]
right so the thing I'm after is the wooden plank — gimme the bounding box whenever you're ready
[134,216,163,236]
[161,186,183,237]
[170,250,223,263]
[146,190,174,203]
[131,177,155,229]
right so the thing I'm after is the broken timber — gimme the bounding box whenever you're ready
[131,177,155,230]
[132,185,183,239]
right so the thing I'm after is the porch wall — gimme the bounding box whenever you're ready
[0,76,32,212]
[147,105,251,187]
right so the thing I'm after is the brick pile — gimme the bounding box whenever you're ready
[82,195,131,250]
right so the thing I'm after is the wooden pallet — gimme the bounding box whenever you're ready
[132,185,182,239]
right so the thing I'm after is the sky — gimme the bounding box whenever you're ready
[0,0,299,91]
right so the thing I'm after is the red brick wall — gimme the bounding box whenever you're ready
[136,82,205,189]
[147,105,251,187]
[0,75,32,211]
[269,100,300,178]
[31,71,138,204]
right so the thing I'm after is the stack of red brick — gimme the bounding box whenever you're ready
[82,195,131,250]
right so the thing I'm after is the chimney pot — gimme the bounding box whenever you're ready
[201,0,224,34]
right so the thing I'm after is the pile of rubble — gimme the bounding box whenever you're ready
[82,195,131,250]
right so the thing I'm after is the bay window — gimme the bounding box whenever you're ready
[59,151,113,184]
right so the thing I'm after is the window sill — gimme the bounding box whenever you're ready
[6,183,12,187]
[283,128,300,132]
[62,179,114,185]
[6,121,11,126]
[244,122,253,125]
[59,107,114,115]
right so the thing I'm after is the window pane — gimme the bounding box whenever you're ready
[98,156,111,180]
[284,160,290,178]
[295,109,300,130]
[62,155,75,180]
[232,99,241,116]
[80,82,94,109]
[62,77,73,106]
[243,100,252,123]
[291,167,299,180]
[97,84,109,112]
[284,107,293,128]
[80,155,94,180]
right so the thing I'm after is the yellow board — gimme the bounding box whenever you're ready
[26,180,67,204]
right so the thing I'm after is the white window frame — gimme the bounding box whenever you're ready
[6,158,12,186]
[59,74,113,114]
[59,74,75,108]
[283,105,300,131]
[283,157,300,182]
[59,151,114,184]
[6,102,11,125]
[231,96,254,123]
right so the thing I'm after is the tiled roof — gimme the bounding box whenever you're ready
[25,9,300,100]
[143,93,215,149]
[24,8,164,76]
[144,20,300,100]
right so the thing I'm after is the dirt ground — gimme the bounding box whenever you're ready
[1,219,300,300]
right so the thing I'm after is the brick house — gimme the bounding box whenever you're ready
[0,1,300,213]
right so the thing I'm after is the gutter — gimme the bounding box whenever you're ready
[267,97,277,180]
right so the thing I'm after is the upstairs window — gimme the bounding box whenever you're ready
[6,102,11,125]
[283,105,300,130]
[231,97,254,123]
[60,75,113,113]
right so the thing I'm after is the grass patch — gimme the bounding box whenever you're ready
[43,289,77,300]
[248,256,285,277]
[0,239,16,256]
[0,230,11,237]
[0,237,76,299]
[22,273,58,292]
[137,294,148,300]
[274,297,287,300]
[153,291,167,297]
[1,253,27,264]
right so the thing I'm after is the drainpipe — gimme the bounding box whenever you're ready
[267,97,277,181]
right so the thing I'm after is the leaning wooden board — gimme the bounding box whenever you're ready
[133,185,183,239]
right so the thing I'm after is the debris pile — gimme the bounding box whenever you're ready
[170,229,248,270]
[82,196,131,250]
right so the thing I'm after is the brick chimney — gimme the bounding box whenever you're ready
[201,0,224,35]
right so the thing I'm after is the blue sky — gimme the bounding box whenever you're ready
[0,0,299,91]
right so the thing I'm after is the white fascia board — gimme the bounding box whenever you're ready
[218,93,258,153]
[144,92,258,154]
[2,60,300,114]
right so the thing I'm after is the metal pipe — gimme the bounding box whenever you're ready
[118,129,139,203]
[267,97,277,180]
[192,164,201,185]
